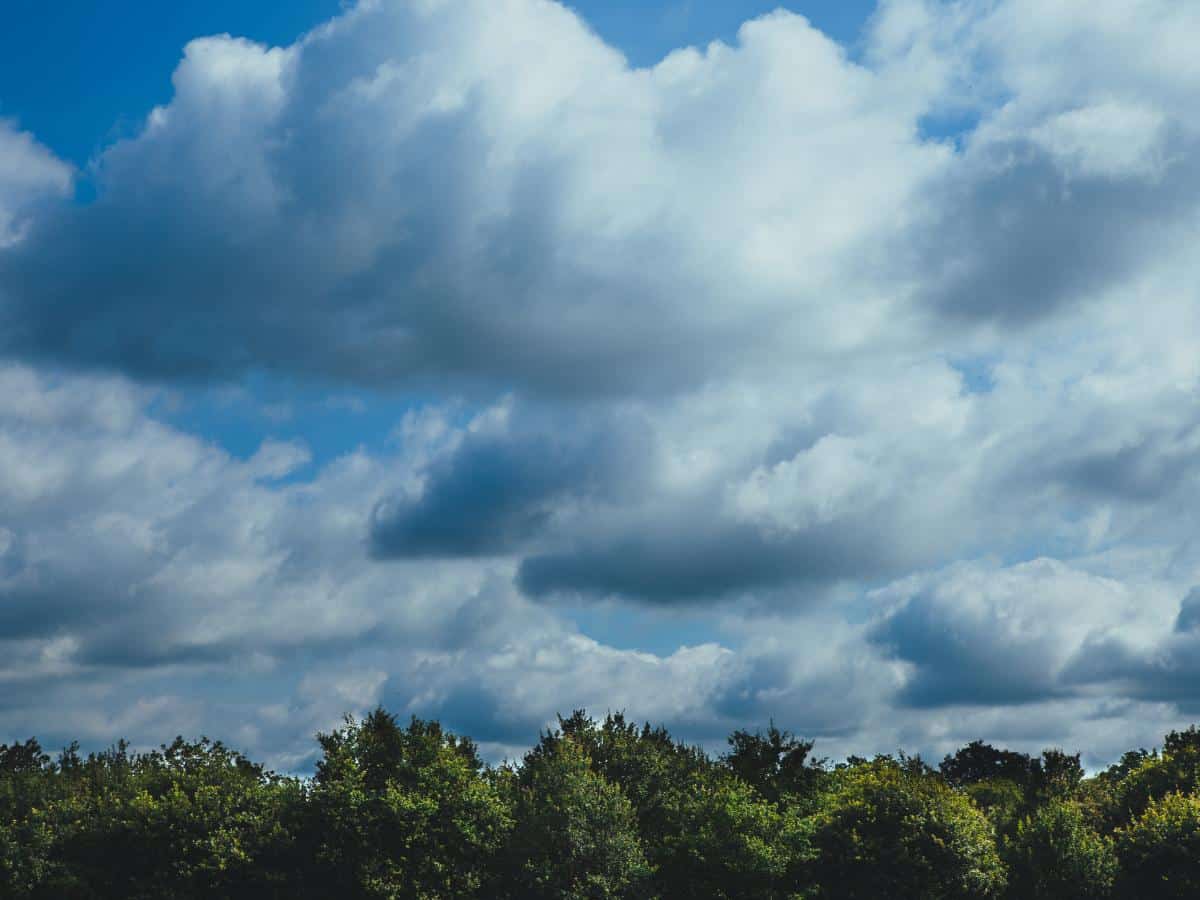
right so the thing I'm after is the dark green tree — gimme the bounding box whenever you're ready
[308,709,511,899]
[1003,799,1117,900]
[940,741,1035,790]
[722,721,825,805]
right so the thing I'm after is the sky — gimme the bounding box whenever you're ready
[1,0,1199,772]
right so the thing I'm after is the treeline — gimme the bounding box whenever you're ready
[4,712,1200,898]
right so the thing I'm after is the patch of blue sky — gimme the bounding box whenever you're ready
[949,354,999,395]
[563,600,736,656]
[149,373,436,480]
[0,0,344,167]
[570,0,879,68]
[918,108,987,148]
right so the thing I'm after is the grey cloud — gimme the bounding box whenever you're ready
[370,420,648,559]
[867,560,1140,709]
[1176,587,1200,633]
[0,119,72,245]
[1060,587,1200,713]
[870,591,1065,707]
[518,518,902,604]
[1053,434,1200,503]
[912,134,1200,325]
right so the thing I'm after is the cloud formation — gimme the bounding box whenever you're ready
[0,0,944,393]
[0,120,71,246]
[2,0,1200,767]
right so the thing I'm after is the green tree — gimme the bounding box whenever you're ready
[940,742,1035,790]
[807,758,1006,899]
[1114,792,1200,899]
[723,722,825,806]
[308,709,511,899]
[1029,749,1085,805]
[964,778,1026,835]
[503,732,648,899]
[553,711,815,897]
[0,736,308,899]
[1115,729,1200,825]
[656,768,813,899]
[1003,799,1117,900]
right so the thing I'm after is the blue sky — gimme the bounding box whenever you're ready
[2,0,1200,771]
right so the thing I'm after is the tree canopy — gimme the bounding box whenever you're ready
[5,711,1200,898]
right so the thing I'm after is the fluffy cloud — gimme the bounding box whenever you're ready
[0,0,944,392]
[0,120,71,246]
[0,365,884,767]
[4,0,1200,766]
[868,559,1165,708]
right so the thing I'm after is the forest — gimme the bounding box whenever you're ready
[3,709,1200,898]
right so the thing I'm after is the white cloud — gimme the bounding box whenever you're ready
[5,0,1200,765]
[0,120,71,246]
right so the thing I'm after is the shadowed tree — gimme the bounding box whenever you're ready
[722,721,825,806]
[1003,799,1117,900]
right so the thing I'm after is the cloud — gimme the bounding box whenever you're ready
[0,364,842,766]
[1058,586,1200,714]
[909,134,1200,324]
[0,120,71,246]
[868,559,1154,708]
[0,1,945,395]
[6,0,1200,767]
[369,403,650,558]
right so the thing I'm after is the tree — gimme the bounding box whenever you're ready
[807,758,1006,899]
[1029,749,1085,805]
[553,711,814,898]
[308,709,511,899]
[964,779,1026,834]
[11,736,307,900]
[1114,742,1200,825]
[502,733,648,899]
[656,768,813,899]
[1115,792,1200,899]
[940,741,1035,790]
[1003,799,1117,900]
[723,722,825,805]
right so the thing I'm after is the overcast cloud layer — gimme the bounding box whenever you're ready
[3,0,1200,769]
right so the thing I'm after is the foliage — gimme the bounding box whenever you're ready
[502,731,648,899]
[807,757,1006,899]
[722,722,825,806]
[7,715,1200,898]
[1003,799,1117,900]
[1114,791,1200,899]
[964,778,1026,834]
[307,709,512,899]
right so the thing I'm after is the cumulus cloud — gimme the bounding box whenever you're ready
[0,120,71,246]
[369,402,651,558]
[0,0,945,393]
[0,364,874,767]
[5,0,1200,766]
[868,559,1160,708]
